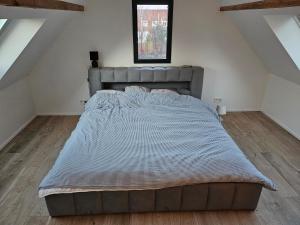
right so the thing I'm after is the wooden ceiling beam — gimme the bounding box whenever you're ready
[220,0,300,11]
[0,0,84,11]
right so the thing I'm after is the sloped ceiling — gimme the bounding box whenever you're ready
[0,0,86,90]
[219,0,300,85]
[1,0,299,89]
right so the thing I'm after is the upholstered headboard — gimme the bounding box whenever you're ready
[88,66,204,99]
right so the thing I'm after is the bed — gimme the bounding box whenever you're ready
[39,66,275,217]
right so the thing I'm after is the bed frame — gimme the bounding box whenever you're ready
[44,66,263,217]
[46,183,262,216]
[88,66,204,99]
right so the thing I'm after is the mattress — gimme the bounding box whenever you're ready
[39,91,275,198]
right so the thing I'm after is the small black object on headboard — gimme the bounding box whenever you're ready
[88,66,204,100]
[89,51,99,68]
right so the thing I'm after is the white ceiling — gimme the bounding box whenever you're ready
[1,0,299,89]
[0,0,86,90]
[219,0,300,85]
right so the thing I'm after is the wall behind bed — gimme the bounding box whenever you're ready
[28,0,268,115]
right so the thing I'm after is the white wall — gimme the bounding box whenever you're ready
[223,6,300,86]
[29,0,269,115]
[262,74,300,140]
[218,2,300,140]
[0,77,36,150]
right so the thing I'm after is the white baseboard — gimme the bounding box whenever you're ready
[262,111,300,140]
[37,112,81,116]
[0,115,36,151]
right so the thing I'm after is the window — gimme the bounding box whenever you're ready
[296,15,300,27]
[265,15,300,70]
[0,19,8,33]
[132,0,173,63]
[0,19,45,80]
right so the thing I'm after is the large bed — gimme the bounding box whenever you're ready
[39,66,275,217]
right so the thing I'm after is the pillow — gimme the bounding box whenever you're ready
[125,86,150,93]
[178,89,191,95]
[150,89,179,95]
[97,90,121,94]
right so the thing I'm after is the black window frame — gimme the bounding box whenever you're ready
[132,0,174,64]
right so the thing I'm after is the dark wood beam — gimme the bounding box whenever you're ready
[220,0,300,11]
[0,0,84,11]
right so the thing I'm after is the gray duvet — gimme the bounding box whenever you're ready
[39,91,275,197]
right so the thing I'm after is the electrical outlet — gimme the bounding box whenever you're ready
[80,100,88,105]
[213,98,222,104]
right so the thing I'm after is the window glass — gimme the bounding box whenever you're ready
[137,5,168,60]
[132,0,173,63]
[0,19,8,32]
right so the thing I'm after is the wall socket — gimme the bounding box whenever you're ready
[80,100,88,105]
[213,98,222,104]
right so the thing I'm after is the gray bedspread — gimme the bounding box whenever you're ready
[39,91,275,197]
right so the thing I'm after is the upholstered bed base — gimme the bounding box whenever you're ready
[45,183,262,216]
[88,66,204,99]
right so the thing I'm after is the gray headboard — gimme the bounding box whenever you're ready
[88,66,204,99]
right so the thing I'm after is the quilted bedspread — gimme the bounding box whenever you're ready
[39,91,275,197]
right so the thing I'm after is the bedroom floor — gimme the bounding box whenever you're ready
[0,112,300,225]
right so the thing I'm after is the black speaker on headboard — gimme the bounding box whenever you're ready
[89,51,99,68]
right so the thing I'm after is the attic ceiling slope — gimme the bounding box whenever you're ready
[0,0,86,90]
[221,0,300,11]
[0,0,84,11]
[219,0,300,85]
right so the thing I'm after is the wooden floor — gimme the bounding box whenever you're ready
[0,112,300,225]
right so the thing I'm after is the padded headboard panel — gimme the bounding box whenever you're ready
[88,66,204,99]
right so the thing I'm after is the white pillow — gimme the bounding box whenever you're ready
[125,86,150,93]
[151,89,179,95]
[97,90,121,94]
